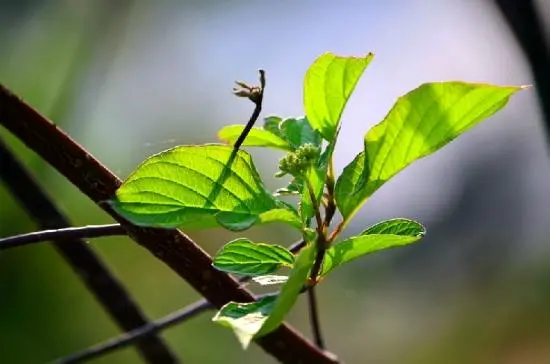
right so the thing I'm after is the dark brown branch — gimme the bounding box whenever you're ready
[0,84,339,363]
[0,224,125,250]
[0,138,178,363]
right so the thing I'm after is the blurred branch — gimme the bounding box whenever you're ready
[0,224,125,250]
[306,287,325,349]
[0,85,339,363]
[55,240,310,362]
[0,138,178,364]
[494,0,550,143]
[53,299,211,364]
[54,291,274,364]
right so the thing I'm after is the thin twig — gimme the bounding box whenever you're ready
[53,292,278,364]
[52,299,211,364]
[233,70,266,151]
[0,84,339,363]
[0,138,178,363]
[306,287,325,349]
[54,240,308,363]
[0,224,125,250]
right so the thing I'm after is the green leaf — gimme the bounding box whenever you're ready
[274,178,303,197]
[263,115,285,138]
[218,125,290,151]
[251,275,289,286]
[362,218,425,235]
[335,82,525,219]
[212,238,294,276]
[212,295,277,349]
[321,219,426,276]
[279,116,322,150]
[304,52,374,141]
[256,242,316,337]
[110,145,277,228]
[258,208,302,229]
[215,212,258,231]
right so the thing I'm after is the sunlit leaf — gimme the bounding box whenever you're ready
[218,125,290,150]
[362,218,425,236]
[321,219,425,276]
[304,52,374,141]
[335,82,525,220]
[110,145,277,228]
[212,238,294,276]
[212,295,277,349]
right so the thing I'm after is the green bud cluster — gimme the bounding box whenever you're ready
[276,143,321,178]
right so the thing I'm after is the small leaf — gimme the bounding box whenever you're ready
[321,219,425,276]
[362,218,425,236]
[251,275,289,286]
[304,52,374,141]
[218,125,290,150]
[279,116,322,150]
[335,82,526,219]
[263,115,285,138]
[213,238,294,276]
[274,178,303,196]
[256,242,316,337]
[213,295,277,349]
[110,145,277,228]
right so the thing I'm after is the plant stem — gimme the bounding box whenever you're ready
[306,287,325,349]
[305,179,327,349]
[0,224,125,250]
[0,84,338,364]
[0,138,177,364]
[233,69,266,151]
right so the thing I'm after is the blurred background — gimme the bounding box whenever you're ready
[1,0,550,363]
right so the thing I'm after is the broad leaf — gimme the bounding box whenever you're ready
[256,242,316,337]
[251,275,289,286]
[336,82,525,219]
[321,219,425,276]
[212,238,294,276]
[279,116,322,150]
[218,125,290,151]
[111,145,277,228]
[304,52,374,141]
[212,295,277,349]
